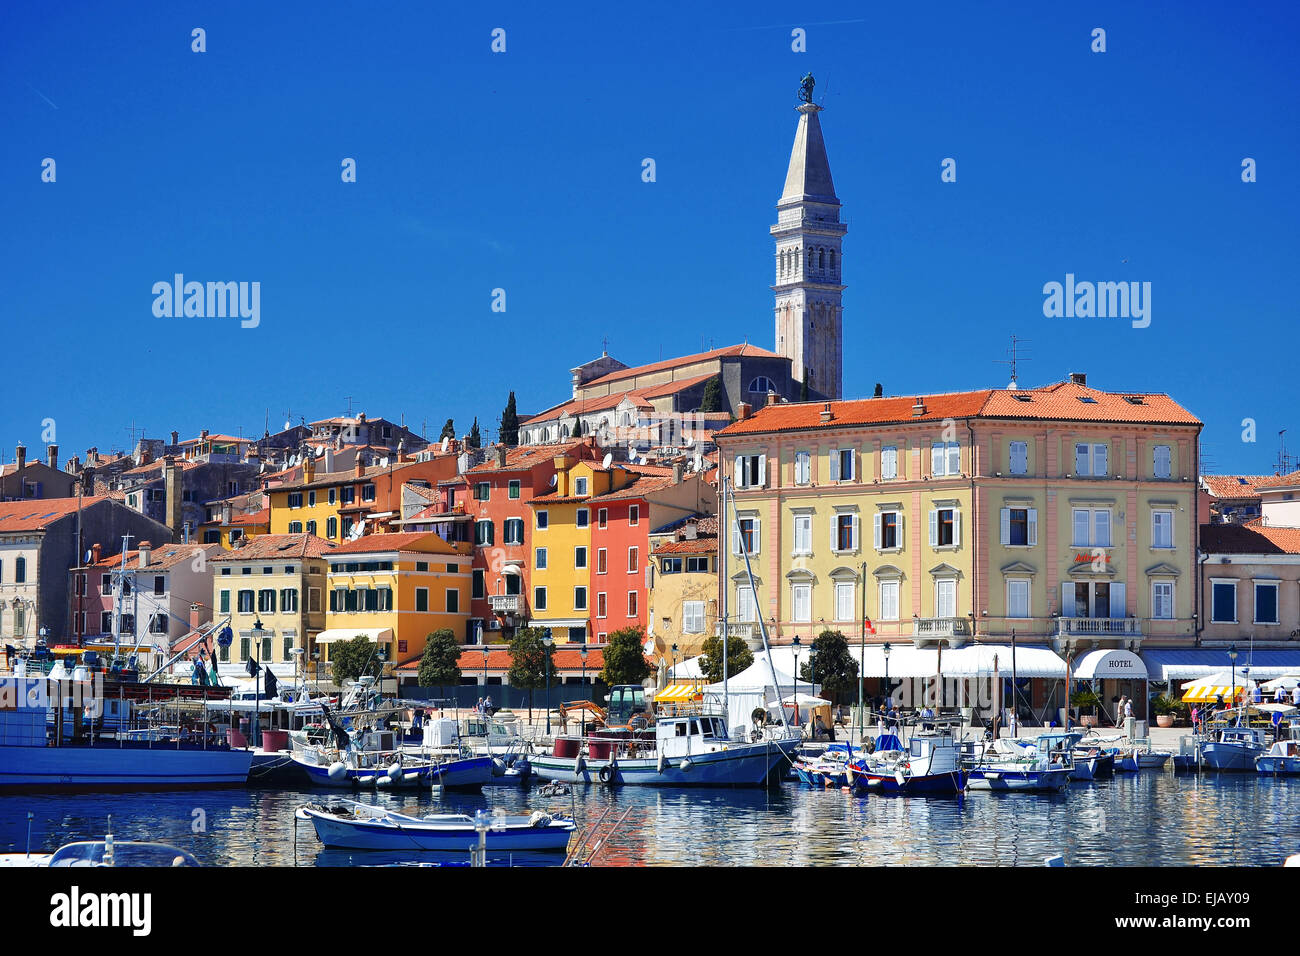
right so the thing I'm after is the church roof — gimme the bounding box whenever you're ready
[779,105,838,206]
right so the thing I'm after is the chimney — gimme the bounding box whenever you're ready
[495,445,507,467]
[819,402,833,424]
[1069,372,1087,386]
[672,461,683,484]
[200,429,209,441]
[396,439,406,462]
[138,444,153,467]
[911,397,927,418]
[46,444,59,470]
[222,502,233,525]
[189,603,202,633]
[91,542,102,565]
[737,402,752,421]
[164,456,183,541]
[170,430,179,447]
[873,383,883,398]
[323,447,334,473]
[79,466,94,496]
[354,453,365,478]
[15,443,25,471]
[358,412,367,424]
[302,448,316,484]
[138,541,152,568]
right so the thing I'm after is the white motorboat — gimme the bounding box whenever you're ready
[296,800,575,852]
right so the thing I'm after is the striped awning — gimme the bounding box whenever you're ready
[655,683,703,703]
[1182,684,1247,703]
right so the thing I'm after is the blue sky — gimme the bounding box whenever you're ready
[3,1,1297,474]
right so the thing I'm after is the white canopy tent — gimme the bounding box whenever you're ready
[668,656,704,679]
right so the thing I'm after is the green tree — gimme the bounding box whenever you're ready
[499,391,519,447]
[697,633,754,685]
[330,635,385,685]
[699,376,722,413]
[506,626,554,720]
[799,372,809,401]
[467,418,482,450]
[599,627,652,688]
[439,418,456,441]
[417,628,462,701]
[798,629,859,702]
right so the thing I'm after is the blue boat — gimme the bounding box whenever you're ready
[848,731,967,795]
[296,800,576,852]
[1255,739,1300,775]
[1202,726,1269,772]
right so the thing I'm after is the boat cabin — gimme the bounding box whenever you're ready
[606,685,649,728]
[1218,726,1269,747]
[655,714,733,759]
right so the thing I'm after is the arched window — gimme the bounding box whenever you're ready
[581,420,590,435]
[818,248,825,269]
[15,557,26,583]
[748,376,777,395]
[807,248,814,269]
[619,412,631,427]
[829,249,836,272]
[561,425,570,439]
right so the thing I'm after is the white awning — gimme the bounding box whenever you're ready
[314,628,394,645]
[1073,648,1147,680]
[1141,649,1300,681]
[855,644,940,678]
[941,644,1066,678]
[669,656,704,679]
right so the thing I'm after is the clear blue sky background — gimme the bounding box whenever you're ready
[3,1,1297,474]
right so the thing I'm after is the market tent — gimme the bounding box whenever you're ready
[654,682,703,703]
[1180,671,1252,703]
[1261,674,1300,692]
[668,656,703,679]
[776,693,831,707]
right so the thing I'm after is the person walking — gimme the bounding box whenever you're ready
[1123,696,1133,725]
[1115,696,1127,728]
[1292,684,1300,708]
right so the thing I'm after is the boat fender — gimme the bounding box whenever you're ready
[573,754,585,776]
[679,758,693,773]
[598,765,614,785]
[403,771,421,784]
[327,761,347,781]
[894,768,906,787]
[657,753,667,774]
[491,758,507,777]
[386,761,403,781]
[374,775,390,788]
[359,774,377,786]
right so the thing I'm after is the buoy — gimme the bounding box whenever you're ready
[327,761,347,781]
[573,753,584,778]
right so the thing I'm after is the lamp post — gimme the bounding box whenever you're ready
[883,641,892,727]
[792,636,802,729]
[1228,643,1239,726]
[482,648,490,711]
[580,646,589,739]
[809,642,817,735]
[671,643,678,676]
[250,617,264,748]
[543,633,554,736]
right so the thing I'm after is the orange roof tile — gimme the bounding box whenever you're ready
[1201,475,1271,499]
[78,543,223,571]
[582,343,782,389]
[718,390,993,436]
[980,382,1201,425]
[209,534,335,561]
[329,532,459,556]
[652,538,717,555]
[465,442,588,474]
[1201,520,1300,555]
[0,497,108,532]
[1256,470,1300,490]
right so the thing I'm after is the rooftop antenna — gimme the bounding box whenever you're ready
[1277,430,1295,475]
[994,334,1032,390]
[344,396,354,417]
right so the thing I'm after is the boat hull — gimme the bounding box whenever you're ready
[1256,755,1300,775]
[966,767,1070,792]
[530,739,797,787]
[1200,743,1261,772]
[302,810,574,852]
[852,769,967,795]
[0,743,252,791]
[295,755,495,790]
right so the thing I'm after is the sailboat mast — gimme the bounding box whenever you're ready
[720,476,728,708]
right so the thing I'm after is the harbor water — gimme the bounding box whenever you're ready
[1,771,1296,867]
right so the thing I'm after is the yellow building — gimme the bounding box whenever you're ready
[320,532,472,684]
[647,515,719,660]
[209,533,335,677]
[526,454,599,644]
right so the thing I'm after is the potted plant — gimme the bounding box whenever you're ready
[1070,688,1102,727]
[1151,694,1182,728]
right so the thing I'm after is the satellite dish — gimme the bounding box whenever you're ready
[284,420,292,431]
[549,474,558,488]
[440,437,449,453]
[602,453,612,470]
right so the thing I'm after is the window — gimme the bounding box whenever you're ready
[575,546,588,569]
[288,521,303,533]
[475,520,494,545]
[102,573,112,591]
[1255,582,1280,625]
[627,548,639,573]
[1071,508,1111,547]
[258,589,276,613]
[288,492,303,509]
[446,589,460,613]
[280,588,299,613]
[834,512,859,552]
[415,588,429,612]
[1152,510,1174,549]
[736,585,758,623]
[735,454,766,489]
[219,590,230,613]
[15,557,25,584]
[792,583,811,622]
[503,518,524,545]
[326,517,338,539]
[874,511,900,551]
[534,548,547,571]
[101,611,112,633]
[1211,581,1237,623]
[733,516,760,555]
[151,613,168,635]
[1009,441,1028,476]
[534,587,547,611]
[931,442,961,477]
[829,448,855,482]
[308,490,316,507]
[576,509,589,528]
[1153,445,1172,479]
[686,556,709,574]
[1074,443,1109,477]
[416,561,429,572]
[881,446,898,480]
[508,480,521,500]
[1007,579,1030,619]
[284,637,294,660]
[935,579,957,618]
[474,570,487,600]
[662,557,682,574]
[306,520,317,535]
[575,477,589,496]
[151,575,164,596]
[1152,581,1174,620]
[474,482,490,501]
[309,588,321,612]
[362,484,376,502]
[794,451,811,485]
[238,590,254,613]
[596,508,608,529]
[793,514,812,555]
[328,488,336,505]
[574,586,588,611]
[683,601,706,633]
[240,637,250,661]
[879,580,900,621]
[341,487,355,505]
[834,582,855,622]
[629,505,639,526]
[597,592,608,618]
[929,508,960,547]
[597,548,607,574]
[536,510,548,530]
[1000,507,1038,546]
[748,376,777,395]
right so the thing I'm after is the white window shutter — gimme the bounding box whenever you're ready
[751,518,760,555]
[1028,509,1038,546]
[931,444,943,475]
[1075,444,1088,475]
[948,443,960,475]
[1000,508,1010,545]
[852,514,860,550]
[1110,582,1126,618]
[731,520,741,556]
[1061,582,1076,617]
[873,513,882,550]
[758,454,766,488]
[952,510,961,547]
[829,450,840,482]
[928,510,938,547]
[734,456,745,488]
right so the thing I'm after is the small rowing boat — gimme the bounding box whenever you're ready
[295,800,576,852]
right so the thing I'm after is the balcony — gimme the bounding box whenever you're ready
[1055,617,1142,640]
[911,617,971,647]
[488,594,523,615]
[715,621,763,651]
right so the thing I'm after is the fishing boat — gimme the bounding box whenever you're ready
[295,800,575,852]
[1256,739,1300,775]
[848,730,968,795]
[1201,726,1269,772]
[964,736,1071,792]
[792,744,854,788]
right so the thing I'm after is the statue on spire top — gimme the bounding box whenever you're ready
[798,73,815,104]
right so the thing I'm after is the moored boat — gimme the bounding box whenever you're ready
[1256,739,1300,775]
[1201,726,1268,772]
[848,730,967,795]
[296,800,575,852]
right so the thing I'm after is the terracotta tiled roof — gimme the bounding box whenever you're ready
[120,458,201,477]
[465,442,588,474]
[653,538,717,555]
[589,473,678,503]
[1256,470,1300,490]
[228,509,270,527]
[718,381,1201,437]
[209,534,335,561]
[1201,475,1271,499]
[280,457,449,492]
[329,532,458,556]
[524,373,724,427]
[405,483,440,502]
[178,434,247,446]
[78,543,223,571]
[582,343,783,390]
[1200,520,1300,555]
[0,497,107,532]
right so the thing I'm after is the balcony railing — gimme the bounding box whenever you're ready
[488,595,523,614]
[1055,617,1142,637]
[912,617,970,643]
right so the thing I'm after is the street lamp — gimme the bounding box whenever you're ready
[1228,643,1239,725]
[792,636,802,729]
[580,645,589,740]
[543,633,554,736]
[671,643,678,675]
[882,642,892,727]
[482,648,490,710]
[250,617,265,747]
